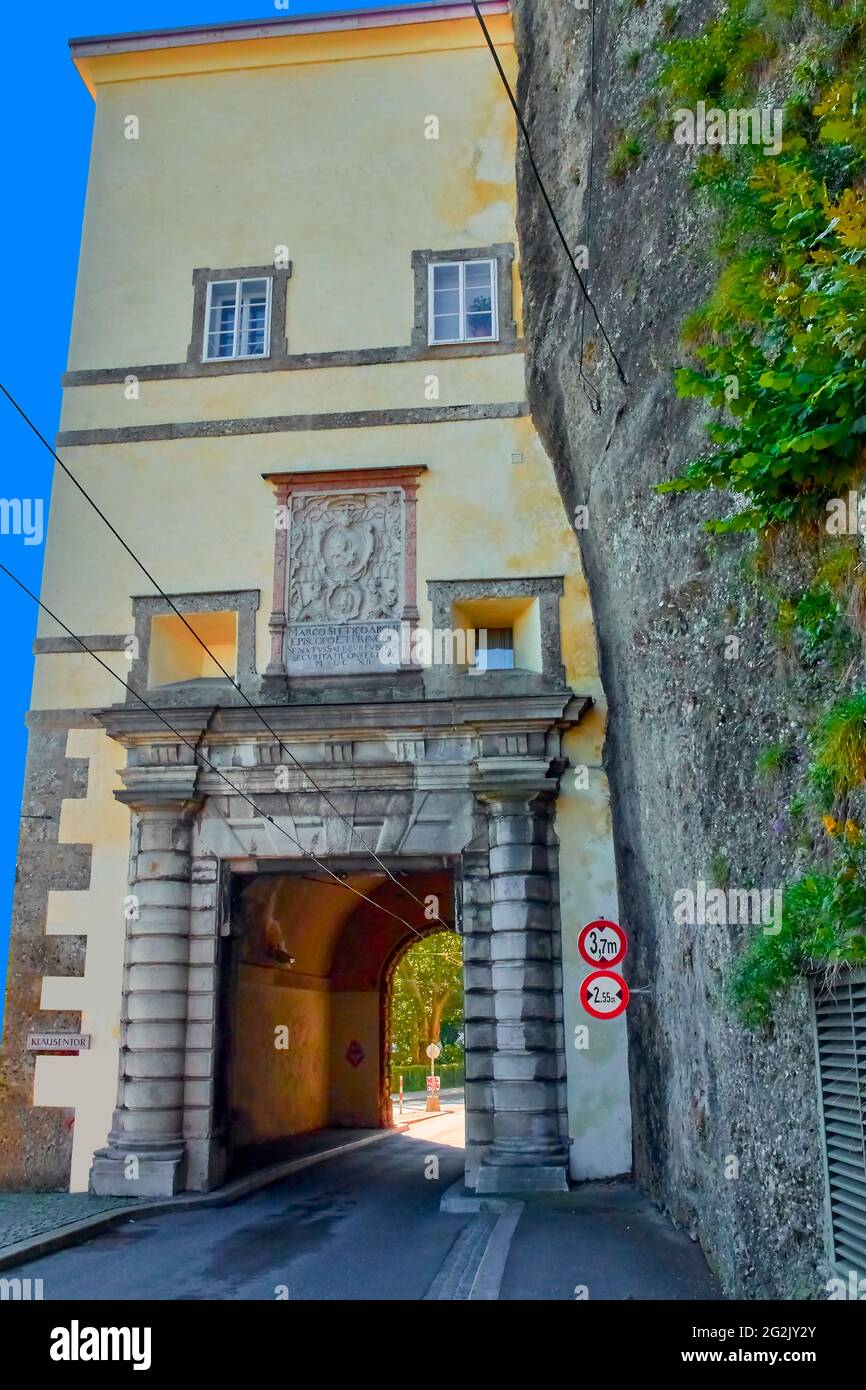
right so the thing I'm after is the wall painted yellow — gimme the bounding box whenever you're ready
[328,992,382,1128]
[228,968,331,1147]
[68,39,518,370]
[149,610,238,686]
[33,729,129,1191]
[31,10,628,1188]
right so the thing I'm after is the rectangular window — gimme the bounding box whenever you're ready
[149,610,238,687]
[475,628,514,672]
[428,260,498,345]
[203,277,271,361]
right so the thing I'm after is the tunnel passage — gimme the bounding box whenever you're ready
[217,865,456,1174]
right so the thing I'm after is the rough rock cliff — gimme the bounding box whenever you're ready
[512,0,826,1297]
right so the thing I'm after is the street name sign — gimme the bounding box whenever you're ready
[27,1034,91,1053]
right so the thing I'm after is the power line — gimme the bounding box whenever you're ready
[0,9,598,934]
[0,381,452,935]
[0,559,432,944]
[470,0,626,395]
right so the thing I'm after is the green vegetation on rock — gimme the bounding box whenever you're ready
[651,0,866,1023]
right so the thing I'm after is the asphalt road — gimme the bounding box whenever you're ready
[5,1109,721,1301]
[7,1112,469,1301]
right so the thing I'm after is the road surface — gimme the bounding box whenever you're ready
[3,1106,719,1300]
[6,1112,468,1301]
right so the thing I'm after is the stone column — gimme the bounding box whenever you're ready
[475,793,569,1193]
[90,793,201,1197]
[459,845,494,1186]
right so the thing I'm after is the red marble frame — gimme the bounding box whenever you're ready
[262,466,426,676]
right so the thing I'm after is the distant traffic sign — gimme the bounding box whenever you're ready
[426,1075,441,1092]
[425,1042,442,1060]
[581,969,629,1020]
[578,919,627,967]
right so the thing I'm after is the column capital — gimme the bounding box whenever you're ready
[471,758,559,811]
[115,766,203,817]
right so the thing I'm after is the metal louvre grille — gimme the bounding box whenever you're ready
[814,971,866,1277]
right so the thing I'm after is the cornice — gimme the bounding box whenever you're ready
[94,693,591,745]
[70,4,513,96]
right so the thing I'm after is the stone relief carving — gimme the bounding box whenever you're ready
[288,489,403,626]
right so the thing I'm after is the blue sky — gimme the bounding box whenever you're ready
[0,1,430,1024]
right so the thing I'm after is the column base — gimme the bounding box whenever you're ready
[476,1135,569,1194]
[89,1144,187,1198]
[475,1161,569,1194]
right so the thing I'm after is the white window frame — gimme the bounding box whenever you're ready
[202,276,273,362]
[427,259,499,346]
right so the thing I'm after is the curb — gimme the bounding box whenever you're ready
[391,1105,457,1127]
[427,1183,524,1300]
[0,1128,396,1273]
[439,1179,519,1215]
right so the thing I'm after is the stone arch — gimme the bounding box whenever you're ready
[379,900,460,1125]
[91,697,581,1198]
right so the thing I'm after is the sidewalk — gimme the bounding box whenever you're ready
[391,1087,464,1122]
[502,1185,721,1299]
[0,1193,133,1251]
[437,1181,722,1301]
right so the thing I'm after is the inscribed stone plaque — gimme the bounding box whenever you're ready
[286,489,404,674]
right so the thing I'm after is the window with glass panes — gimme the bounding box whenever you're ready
[203,277,271,360]
[476,628,514,672]
[428,260,498,344]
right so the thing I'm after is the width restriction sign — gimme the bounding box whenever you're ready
[578,919,627,968]
[581,970,629,1020]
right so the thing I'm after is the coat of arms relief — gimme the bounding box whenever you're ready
[288,489,404,626]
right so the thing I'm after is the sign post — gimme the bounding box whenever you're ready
[425,1041,442,1112]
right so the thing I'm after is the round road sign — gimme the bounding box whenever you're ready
[578,919,627,968]
[581,969,629,1020]
[425,1042,442,1060]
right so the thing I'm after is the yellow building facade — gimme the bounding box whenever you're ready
[1,1,631,1197]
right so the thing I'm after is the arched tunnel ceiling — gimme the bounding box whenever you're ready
[239,868,455,987]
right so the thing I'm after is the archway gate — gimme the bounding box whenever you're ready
[89,691,588,1198]
[219,864,456,1170]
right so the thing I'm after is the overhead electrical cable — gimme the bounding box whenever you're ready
[470,0,626,397]
[0,559,430,944]
[0,380,452,935]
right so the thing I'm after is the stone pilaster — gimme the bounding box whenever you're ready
[90,791,202,1197]
[459,845,494,1185]
[475,792,569,1193]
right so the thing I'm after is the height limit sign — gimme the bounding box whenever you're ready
[578,919,627,968]
[578,919,629,1020]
